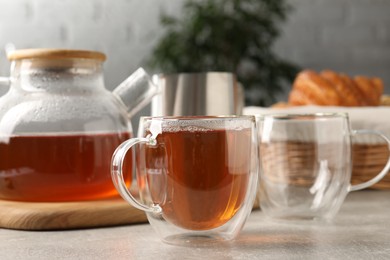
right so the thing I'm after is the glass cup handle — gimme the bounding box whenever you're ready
[349,129,390,192]
[111,136,162,214]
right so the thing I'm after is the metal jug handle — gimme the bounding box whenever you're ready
[236,82,245,115]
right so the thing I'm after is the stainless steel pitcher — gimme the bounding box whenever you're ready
[151,72,244,116]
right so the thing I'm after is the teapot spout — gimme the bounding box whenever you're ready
[113,68,158,118]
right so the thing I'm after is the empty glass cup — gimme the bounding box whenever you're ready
[257,113,390,221]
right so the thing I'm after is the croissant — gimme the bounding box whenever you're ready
[288,70,341,106]
[354,76,383,106]
[288,70,384,107]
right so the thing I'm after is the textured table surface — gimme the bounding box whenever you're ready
[0,190,389,260]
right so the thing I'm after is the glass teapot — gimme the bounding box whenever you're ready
[0,49,156,202]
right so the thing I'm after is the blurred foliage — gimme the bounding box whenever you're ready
[146,0,300,106]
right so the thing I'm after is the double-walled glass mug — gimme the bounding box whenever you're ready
[111,116,258,245]
[257,113,390,221]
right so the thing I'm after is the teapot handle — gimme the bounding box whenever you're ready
[0,77,10,87]
[113,68,159,118]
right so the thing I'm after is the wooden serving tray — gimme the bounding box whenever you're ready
[0,192,260,231]
[0,198,148,231]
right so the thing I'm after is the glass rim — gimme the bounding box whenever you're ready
[255,112,349,121]
[141,115,255,122]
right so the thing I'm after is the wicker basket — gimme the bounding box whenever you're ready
[259,141,390,190]
[352,143,390,189]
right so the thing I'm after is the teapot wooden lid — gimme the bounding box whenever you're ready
[7,49,107,62]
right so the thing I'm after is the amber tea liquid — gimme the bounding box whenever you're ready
[140,128,251,231]
[0,132,132,202]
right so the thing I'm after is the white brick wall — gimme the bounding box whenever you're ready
[0,0,182,93]
[0,0,389,101]
[274,0,390,94]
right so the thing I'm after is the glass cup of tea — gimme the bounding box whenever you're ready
[257,113,390,221]
[111,116,258,245]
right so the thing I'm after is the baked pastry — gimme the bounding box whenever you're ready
[288,70,384,107]
[288,70,341,106]
[380,95,390,106]
[354,76,383,106]
[321,70,365,106]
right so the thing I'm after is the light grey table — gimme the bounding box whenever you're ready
[0,190,389,260]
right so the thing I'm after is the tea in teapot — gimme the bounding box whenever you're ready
[0,49,156,202]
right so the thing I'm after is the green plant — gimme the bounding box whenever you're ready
[147,0,300,106]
